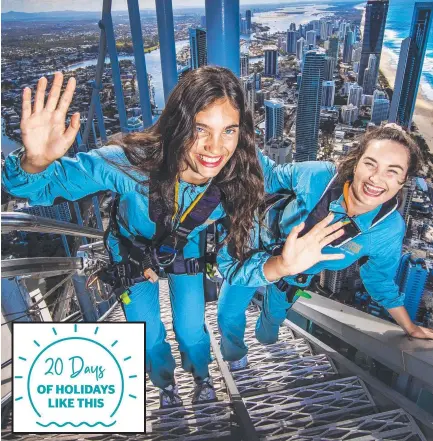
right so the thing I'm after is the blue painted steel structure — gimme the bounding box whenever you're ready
[155,0,178,102]
[205,0,240,76]
[127,0,153,128]
[55,205,72,256]
[102,0,128,133]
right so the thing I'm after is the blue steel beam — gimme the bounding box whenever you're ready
[127,0,153,127]
[102,0,129,133]
[80,20,108,149]
[73,202,88,245]
[205,0,240,76]
[94,93,107,143]
[54,206,71,257]
[155,0,178,102]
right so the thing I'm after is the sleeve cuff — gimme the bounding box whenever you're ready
[381,293,406,310]
[9,148,56,182]
[258,253,274,285]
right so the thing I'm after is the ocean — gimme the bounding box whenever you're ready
[380,0,433,100]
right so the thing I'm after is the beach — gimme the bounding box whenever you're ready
[379,47,433,153]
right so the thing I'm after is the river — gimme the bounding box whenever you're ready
[2,36,264,156]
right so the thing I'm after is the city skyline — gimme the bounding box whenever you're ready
[1,0,354,14]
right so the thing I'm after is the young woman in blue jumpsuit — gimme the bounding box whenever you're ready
[217,126,433,370]
[2,66,344,406]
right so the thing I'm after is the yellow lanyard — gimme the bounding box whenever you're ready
[172,180,208,223]
[342,181,352,224]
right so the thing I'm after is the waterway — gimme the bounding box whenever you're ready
[2,37,264,156]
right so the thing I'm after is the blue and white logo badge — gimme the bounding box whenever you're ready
[13,323,145,433]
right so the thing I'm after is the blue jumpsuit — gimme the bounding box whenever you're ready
[217,156,406,362]
[2,146,226,389]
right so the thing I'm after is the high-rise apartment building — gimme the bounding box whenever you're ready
[389,3,433,129]
[371,98,390,124]
[264,99,285,142]
[343,30,354,63]
[322,80,336,107]
[358,0,389,87]
[240,53,249,77]
[396,253,429,321]
[189,27,207,69]
[295,51,325,161]
[264,46,278,76]
[287,30,297,54]
[362,54,379,95]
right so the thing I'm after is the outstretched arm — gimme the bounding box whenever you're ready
[2,72,135,205]
[360,223,433,340]
[217,214,345,286]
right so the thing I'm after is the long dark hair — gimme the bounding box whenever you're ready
[106,66,264,261]
[337,125,422,184]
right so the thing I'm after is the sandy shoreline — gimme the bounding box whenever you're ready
[379,47,433,153]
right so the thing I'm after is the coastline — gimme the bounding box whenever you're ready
[379,47,433,153]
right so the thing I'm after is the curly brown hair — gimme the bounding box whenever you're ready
[105,66,264,262]
[337,125,422,185]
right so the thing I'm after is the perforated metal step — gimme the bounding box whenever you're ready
[1,282,428,441]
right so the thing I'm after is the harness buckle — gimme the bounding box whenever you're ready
[186,258,200,275]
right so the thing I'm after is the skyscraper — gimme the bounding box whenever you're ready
[395,253,429,321]
[242,76,256,112]
[326,36,340,63]
[189,27,207,69]
[289,22,297,31]
[326,21,333,38]
[358,0,389,88]
[254,71,262,90]
[348,83,363,107]
[200,15,206,28]
[265,137,292,165]
[296,37,305,61]
[398,178,416,225]
[320,20,328,40]
[341,104,359,124]
[264,99,285,142]
[264,47,278,76]
[240,18,248,34]
[389,3,433,129]
[320,261,361,296]
[245,9,252,33]
[362,54,379,95]
[343,30,354,63]
[322,80,336,107]
[306,30,316,47]
[371,98,390,124]
[287,30,297,54]
[352,46,362,63]
[324,56,336,80]
[240,53,249,77]
[295,51,325,161]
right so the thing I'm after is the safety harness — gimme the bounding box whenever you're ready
[97,180,222,304]
[262,175,399,303]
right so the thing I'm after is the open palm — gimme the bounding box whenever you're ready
[409,325,433,340]
[280,213,346,276]
[20,72,80,168]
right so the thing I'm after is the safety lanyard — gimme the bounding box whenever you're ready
[341,181,352,226]
[172,179,212,223]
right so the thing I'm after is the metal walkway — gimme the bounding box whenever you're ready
[1,280,428,440]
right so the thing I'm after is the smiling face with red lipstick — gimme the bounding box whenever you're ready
[179,98,240,184]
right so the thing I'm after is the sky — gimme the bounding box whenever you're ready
[2,0,332,13]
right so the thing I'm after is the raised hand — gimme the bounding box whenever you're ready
[277,213,346,277]
[20,72,80,173]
